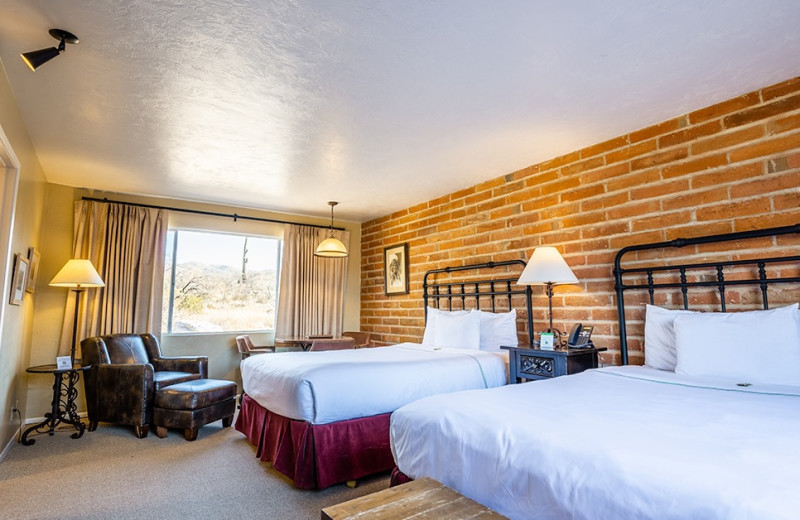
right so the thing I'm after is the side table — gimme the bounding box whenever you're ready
[502,345,606,383]
[21,363,89,445]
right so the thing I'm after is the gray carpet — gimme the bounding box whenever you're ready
[0,419,390,519]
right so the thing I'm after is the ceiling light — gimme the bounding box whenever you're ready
[315,201,348,258]
[21,28,79,71]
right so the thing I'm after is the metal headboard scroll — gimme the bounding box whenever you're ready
[614,223,800,365]
[423,260,534,345]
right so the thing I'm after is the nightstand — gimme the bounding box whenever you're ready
[501,345,605,383]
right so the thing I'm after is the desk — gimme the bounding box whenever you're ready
[275,336,338,351]
[21,363,89,446]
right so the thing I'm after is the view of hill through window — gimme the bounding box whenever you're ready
[162,230,281,333]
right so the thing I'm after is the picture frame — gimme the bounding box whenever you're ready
[26,247,40,294]
[9,253,28,305]
[384,243,409,296]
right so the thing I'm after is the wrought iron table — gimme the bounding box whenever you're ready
[21,363,89,445]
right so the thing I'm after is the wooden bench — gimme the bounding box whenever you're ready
[321,477,507,519]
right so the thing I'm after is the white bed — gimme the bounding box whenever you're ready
[391,365,800,520]
[241,342,508,424]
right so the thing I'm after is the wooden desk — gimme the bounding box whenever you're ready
[321,477,507,519]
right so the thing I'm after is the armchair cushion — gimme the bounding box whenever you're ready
[154,371,201,391]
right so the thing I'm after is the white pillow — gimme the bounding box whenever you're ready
[421,306,469,345]
[674,304,800,385]
[478,309,518,351]
[644,305,697,371]
[434,310,481,350]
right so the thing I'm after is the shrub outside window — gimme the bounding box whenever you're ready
[163,229,281,334]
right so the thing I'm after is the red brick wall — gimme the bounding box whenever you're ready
[361,77,800,364]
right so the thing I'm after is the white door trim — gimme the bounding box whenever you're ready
[0,123,21,352]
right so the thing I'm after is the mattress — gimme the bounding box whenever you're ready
[241,342,508,424]
[390,366,800,520]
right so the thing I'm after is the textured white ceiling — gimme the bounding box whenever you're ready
[0,1,799,222]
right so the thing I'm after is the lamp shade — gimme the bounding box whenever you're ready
[517,247,578,286]
[314,237,348,257]
[49,259,105,288]
[20,47,61,71]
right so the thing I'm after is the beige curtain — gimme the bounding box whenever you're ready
[58,200,168,356]
[276,224,350,338]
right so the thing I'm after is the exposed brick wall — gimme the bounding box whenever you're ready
[361,76,800,364]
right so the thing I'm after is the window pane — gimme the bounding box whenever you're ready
[163,230,280,334]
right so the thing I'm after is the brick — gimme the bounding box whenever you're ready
[561,183,605,203]
[581,162,630,184]
[658,120,722,149]
[606,168,660,194]
[661,153,728,179]
[696,199,771,221]
[630,147,688,171]
[580,135,629,159]
[761,76,800,101]
[631,179,691,202]
[560,156,606,177]
[729,171,800,199]
[688,92,761,124]
[605,140,657,165]
[581,221,630,239]
[769,112,800,134]
[629,117,686,143]
[539,150,582,172]
[631,211,691,232]
[691,125,765,155]
[723,93,800,128]
[728,132,800,163]
[691,162,763,189]
[788,152,800,168]
[581,191,630,212]
[663,221,733,241]
[662,186,727,211]
[733,212,800,231]
[606,200,661,221]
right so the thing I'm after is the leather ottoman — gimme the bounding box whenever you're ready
[153,379,236,441]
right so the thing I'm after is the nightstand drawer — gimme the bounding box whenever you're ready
[503,345,604,383]
[518,353,557,379]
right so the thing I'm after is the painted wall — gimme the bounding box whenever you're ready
[361,76,800,365]
[28,186,362,415]
[0,59,48,456]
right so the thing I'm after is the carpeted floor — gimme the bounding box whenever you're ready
[0,419,390,519]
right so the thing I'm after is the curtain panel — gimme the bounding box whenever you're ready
[276,224,350,338]
[59,200,168,356]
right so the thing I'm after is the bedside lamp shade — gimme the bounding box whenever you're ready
[49,259,105,288]
[518,247,578,334]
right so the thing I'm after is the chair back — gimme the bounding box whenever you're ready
[309,337,356,351]
[82,333,158,366]
[236,335,254,354]
[342,331,371,348]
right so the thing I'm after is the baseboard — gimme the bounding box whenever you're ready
[0,424,21,463]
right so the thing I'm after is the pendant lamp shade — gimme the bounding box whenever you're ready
[20,28,79,72]
[49,259,105,288]
[315,201,349,258]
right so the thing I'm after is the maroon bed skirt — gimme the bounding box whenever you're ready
[235,394,395,489]
[390,466,413,487]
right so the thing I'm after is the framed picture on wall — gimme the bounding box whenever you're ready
[384,243,409,295]
[9,253,28,305]
[26,247,40,293]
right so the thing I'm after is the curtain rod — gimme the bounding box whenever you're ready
[80,197,345,231]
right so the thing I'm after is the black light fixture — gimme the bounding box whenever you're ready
[21,28,79,71]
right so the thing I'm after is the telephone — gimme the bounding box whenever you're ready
[567,324,593,348]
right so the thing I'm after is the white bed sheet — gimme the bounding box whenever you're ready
[390,366,800,520]
[241,343,508,424]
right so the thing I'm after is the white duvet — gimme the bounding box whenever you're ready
[240,343,508,424]
[390,366,800,520]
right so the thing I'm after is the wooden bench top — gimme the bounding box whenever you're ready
[321,477,507,520]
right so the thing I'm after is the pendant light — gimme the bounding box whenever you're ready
[315,201,348,257]
[21,28,79,71]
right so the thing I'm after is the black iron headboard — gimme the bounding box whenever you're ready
[614,223,800,365]
[423,260,534,345]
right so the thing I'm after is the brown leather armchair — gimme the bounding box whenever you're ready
[80,333,208,438]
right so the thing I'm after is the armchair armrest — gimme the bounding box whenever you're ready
[152,356,208,379]
[94,363,155,426]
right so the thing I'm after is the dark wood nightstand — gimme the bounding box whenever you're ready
[501,345,605,383]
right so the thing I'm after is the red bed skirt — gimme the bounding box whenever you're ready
[235,394,395,489]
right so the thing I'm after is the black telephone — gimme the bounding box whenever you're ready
[567,324,593,348]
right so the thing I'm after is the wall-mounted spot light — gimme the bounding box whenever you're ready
[21,28,79,71]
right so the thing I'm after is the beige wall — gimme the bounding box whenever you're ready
[0,59,48,455]
[29,186,362,413]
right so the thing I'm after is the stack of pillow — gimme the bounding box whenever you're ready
[421,307,519,351]
[644,303,800,385]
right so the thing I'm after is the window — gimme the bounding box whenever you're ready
[163,230,281,334]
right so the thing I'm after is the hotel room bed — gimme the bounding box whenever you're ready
[235,259,534,489]
[389,223,800,519]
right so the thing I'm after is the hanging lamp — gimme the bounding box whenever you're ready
[314,201,348,257]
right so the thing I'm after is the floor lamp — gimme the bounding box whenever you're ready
[517,247,578,334]
[50,259,105,366]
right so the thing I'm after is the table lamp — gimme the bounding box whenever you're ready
[517,247,578,333]
[50,259,105,366]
